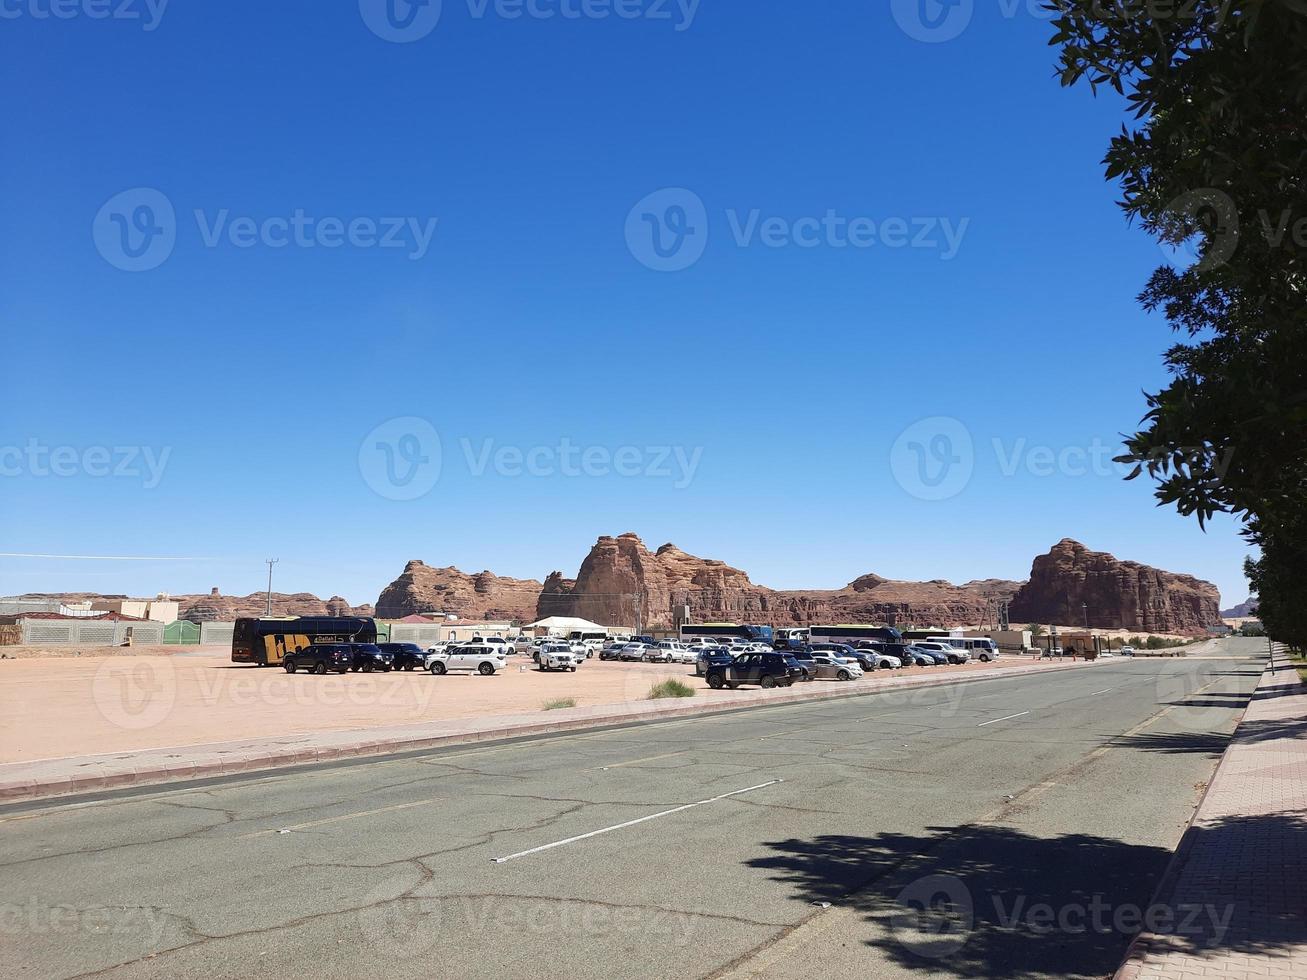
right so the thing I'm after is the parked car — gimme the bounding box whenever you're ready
[538,643,578,672]
[811,642,888,670]
[787,647,817,681]
[350,643,395,672]
[906,644,949,665]
[618,643,652,662]
[705,652,804,690]
[810,653,864,681]
[647,640,692,663]
[695,646,734,677]
[915,641,969,665]
[1120,645,1135,657]
[899,647,938,667]
[377,642,425,671]
[514,635,534,652]
[283,643,353,674]
[425,643,508,675]
[599,642,626,661]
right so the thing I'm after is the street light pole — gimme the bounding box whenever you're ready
[265,559,279,617]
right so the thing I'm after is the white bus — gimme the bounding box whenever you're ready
[927,635,999,662]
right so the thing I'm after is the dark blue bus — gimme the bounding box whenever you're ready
[678,622,775,646]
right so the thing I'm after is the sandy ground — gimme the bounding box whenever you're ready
[0,647,1052,764]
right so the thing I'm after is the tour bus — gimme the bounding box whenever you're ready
[678,622,775,646]
[774,628,810,649]
[808,624,905,646]
[231,616,379,666]
[566,630,610,645]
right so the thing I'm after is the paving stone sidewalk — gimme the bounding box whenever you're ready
[1117,658,1307,980]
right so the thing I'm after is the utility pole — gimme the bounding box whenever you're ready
[264,559,279,617]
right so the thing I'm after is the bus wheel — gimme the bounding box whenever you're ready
[284,661,297,674]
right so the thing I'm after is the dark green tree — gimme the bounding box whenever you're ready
[1049,1,1307,646]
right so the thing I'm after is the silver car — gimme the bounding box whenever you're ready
[810,654,864,681]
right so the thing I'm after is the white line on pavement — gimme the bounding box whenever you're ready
[237,797,443,838]
[1089,688,1113,696]
[977,711,1030,728]
[491,779,784,864]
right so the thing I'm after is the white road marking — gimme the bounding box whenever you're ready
[491,779,784,864]
[977,711,1030,728]
[237,797,442,839]
[1089,688,1113,696]
[586,751,688,771]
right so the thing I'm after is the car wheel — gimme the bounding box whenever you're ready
[837,669,850,681]
[478,663,494,676]
[726,681,739,690]
[337,667,349,674]
[284,661,297,673]
[313,661,327,675]
[570,666,577,672]
[759,675,776,689]
[430,662,446,675]
[362,662,373,673]
[707,674,724,689]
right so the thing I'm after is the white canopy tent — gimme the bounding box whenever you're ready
[522,616,617,635]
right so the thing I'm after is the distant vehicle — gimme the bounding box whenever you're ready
[426,644,507,675]
[695,647,734,677]
[915,641,969,664]
[810,642,888,670]
[810,653,863,681]
[348,643,394,672]
[282,643,353,675]
[633,635,657,646]
[705,651,802,690]
[232,616,378,667]
[899,647,938,667]
[774,627,811,650]
[1120,645,1135,656]
[538,643,578,672]
[377,642,425,671]
[599,641,627,661]
[678,623,775,647]
[928,635,999,663]
[809,624,904,647]
[649,640,694,664]
[906,644,949,665]
[474,636,513,656]
[567,631,609,647]
[787,647,816,680]
[618,643,652,662]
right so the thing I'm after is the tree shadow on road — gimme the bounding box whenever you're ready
[745,816,1307,979]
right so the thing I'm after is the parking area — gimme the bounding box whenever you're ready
[0,645,1060,765]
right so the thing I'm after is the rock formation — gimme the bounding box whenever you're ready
[1221,597,1259,618]
[374,561,542,622]
[178,588,374,622]
[1008,539,1221,634]
[534,533,1023,630]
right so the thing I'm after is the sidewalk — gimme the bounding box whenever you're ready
[0,655,1102,804]
[1116,659,1307,979]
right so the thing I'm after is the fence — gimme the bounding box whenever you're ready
[163,620,201,644]
[19,620,165,646]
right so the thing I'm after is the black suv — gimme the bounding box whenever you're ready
[283,643,352,674]
[377,642,424,671]
[349,643,395,672]
[705,652,803,690]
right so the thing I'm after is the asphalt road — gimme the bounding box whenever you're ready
[0,638,1266,980]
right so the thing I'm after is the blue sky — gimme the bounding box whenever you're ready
[0,1,1253,609]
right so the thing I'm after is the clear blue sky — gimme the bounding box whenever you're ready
[0,1,1253,609]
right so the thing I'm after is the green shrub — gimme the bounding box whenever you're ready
[648,679,695,700]
[542,698,576,711]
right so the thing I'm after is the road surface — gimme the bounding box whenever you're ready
[1,638,1265,979]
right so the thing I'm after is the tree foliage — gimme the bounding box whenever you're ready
[1049,0,1307,647]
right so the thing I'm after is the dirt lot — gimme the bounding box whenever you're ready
[0,646,1049,765]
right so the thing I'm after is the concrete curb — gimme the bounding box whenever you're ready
[0,657,1106,804]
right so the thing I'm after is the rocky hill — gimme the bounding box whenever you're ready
[374,561,542,622]
[1221,597,1259,618]
[1008,539,1221,635]
[20,589,373,622]
[534,532,1021,630]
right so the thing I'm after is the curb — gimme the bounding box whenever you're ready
[0,657,1105,805]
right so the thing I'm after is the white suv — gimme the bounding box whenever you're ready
[649,641,695,664]
[538,643,578,672]
[425,644,508,676]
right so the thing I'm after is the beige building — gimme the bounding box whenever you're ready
[91,597,180,623]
